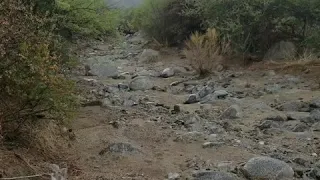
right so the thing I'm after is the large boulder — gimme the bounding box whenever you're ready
[139,49,160,63]
[243,156,294,180]
[129,76,154,91]
[264,41,296,61]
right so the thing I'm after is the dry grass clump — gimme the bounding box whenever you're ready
[184,28,230,76]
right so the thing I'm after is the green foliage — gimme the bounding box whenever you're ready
[134,0,320,54]
[134,0,203,45]
[0,0,78,136]
[198,0,320,54]
[55,0,121,37]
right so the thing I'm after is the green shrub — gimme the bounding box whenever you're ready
[55,0,121,38]
[194,0,320,54]
[136,0,203,45]
[0,0,78,137]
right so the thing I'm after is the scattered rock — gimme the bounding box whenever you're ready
[310,98,320,108]
[193,171,240,180]
[263,41,296,61]
[213,90,229,99]
[264,84,281,94]
[311,109,320,122]
[220,105,242,119]
[160,68,175,78]
[185,94,199,104]
[197,86,214,99]
[277,101,310,112]
[284,121,309,132]
[264,112,287,121]
[285,112,311,122]
[202,142,224,148]
[243,156,294,180]
[118,83,129,90]
[167,173,180,180]
[139,49,160,62]
[312,122,320,131]
[99,143,139,155]
[129,76,154,91]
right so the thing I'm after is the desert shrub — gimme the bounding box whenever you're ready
[136,0,203,45]
[118,8,144,34]
[184,28,230,75]
[0,0,77,138]
[195,0,320,55]
[55,0,121,38]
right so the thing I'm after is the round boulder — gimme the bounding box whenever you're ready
[243,156,294,180]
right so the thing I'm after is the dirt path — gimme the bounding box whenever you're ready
[65,34,320,180]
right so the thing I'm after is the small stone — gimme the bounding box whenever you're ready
[243,156,294,180]
[129,76,154,91]
[184,94,199,104]
[264,112,287,121]
[193,171,240,180]
[258,120,278,130]
[139,49,160,62]
[220,105,242,119]
[285,112,311,122]
[312,153,318,157]
[167,172,180,180]
[259,141,265,145]
[202,142,224,148]
[311,109,320,122]
[277,101,310,112]
[118,83,129,90]
[173,105,181,113]
[160,68,175,78]
[310,98,320,108]
[197,86,214,99]
[213,90,229,99]
[99,143,139,155]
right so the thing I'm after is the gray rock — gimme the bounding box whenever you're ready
[284,121,309,132]
[88,61,119,78]
[264,112,287,121]
[312,122,320,131]
[311,109,320,122]
[311,98,320,108]
[213,90,229,99]
[193,171,240,180]
[285,112,311,122]
[197,86,214,99]
[202,142,225,148]
[185,94,199,104]
[118,83,129,90]
[264,41,296,61]
[129,76,154,91]
[257,119,279,130]
[220,105,242,119]
[277,101,310,112]
[139,49,160,62]
[99,143,139,155]
[264,84,281,94]
[167,172,180,180]
[160,68,175,78]
[243,156,294,180]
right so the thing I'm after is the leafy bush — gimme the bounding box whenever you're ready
[0,0,77,138]
[184,28,230,75]
[136,0,203,45]
[197,0,320,55]
[134,0,320,54]
[55,0,120,38]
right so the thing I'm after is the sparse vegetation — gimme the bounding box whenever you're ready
[0,0,79,140]
[184,28,230,75]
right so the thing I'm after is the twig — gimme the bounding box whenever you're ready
[13,152,37,173]
[0,173,49,180]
